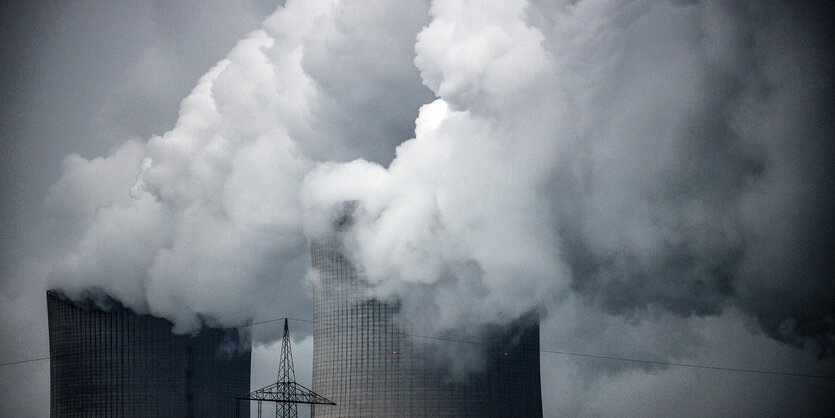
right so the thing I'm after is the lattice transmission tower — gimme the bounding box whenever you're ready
[236,318,335,418]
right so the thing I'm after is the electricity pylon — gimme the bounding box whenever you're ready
[236,319,335,418]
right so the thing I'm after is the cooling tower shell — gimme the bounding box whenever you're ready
[46,291,251,417]
[310,241,542,417]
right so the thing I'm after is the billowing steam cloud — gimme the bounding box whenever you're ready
[47,0,431,333]
[47,0,833,361]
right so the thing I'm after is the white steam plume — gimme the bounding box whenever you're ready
[47,0,431,333]
[47,0,833,360]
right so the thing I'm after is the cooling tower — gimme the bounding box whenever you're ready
[46,290,251,417]
[310,240,542,417]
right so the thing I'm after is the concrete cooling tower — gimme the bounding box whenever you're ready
[46,290,251,417]
[310,239,542,417]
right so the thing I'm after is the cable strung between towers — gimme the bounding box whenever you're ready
[236,319,335,418]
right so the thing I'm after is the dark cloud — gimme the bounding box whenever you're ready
[542,0,835,356]
[298,0,435,164]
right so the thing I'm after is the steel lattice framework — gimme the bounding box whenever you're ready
[236,319,335,418]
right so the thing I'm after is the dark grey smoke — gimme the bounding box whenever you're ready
[542,0,835,357]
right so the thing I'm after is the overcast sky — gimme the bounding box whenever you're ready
[1,1,834,417]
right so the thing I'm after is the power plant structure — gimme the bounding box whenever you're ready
[45,206,541,417]
[46,290,251,417]
[310,215,543,417]
[236,318,335,418]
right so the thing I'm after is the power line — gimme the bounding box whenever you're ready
[0,356,51,367]
[2,315,834,380]
[537,349,835,379]
[302,318,835,379]
[281,318,835,379]
[0,316,300,368]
